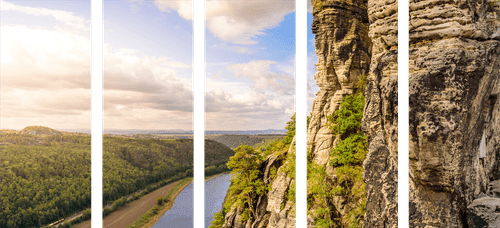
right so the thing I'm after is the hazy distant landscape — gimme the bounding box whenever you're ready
[1,126,287,148]
[21,128,288,137]
[0,1,299,227]
[0,126,240,228]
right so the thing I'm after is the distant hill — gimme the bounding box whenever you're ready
[3,128,286,136]
[103,129,287,135]
[0,129,18,134]
[19,126,62,135]
[1,126,88,145]
[0,126,88,136]
[1,127,285,147]
[208,134,285,149]
[0,133,234,227]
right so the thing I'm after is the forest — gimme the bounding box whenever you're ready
[0,127,235,228]
[207,134,285,149]
[208,76,368,227]
[209,114,296,227]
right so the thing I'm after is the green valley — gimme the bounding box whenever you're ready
[0,126,235,228]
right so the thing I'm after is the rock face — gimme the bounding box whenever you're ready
[212,0,500,226]
[307,0,372,226]
[409,0,500,226]
[224,0,371,228]
[222,138,296,228]
[361,0,398,226]
[307,0,371,168]
[468,179,500,226]
[307,0,500,226]
[467,181,500,227]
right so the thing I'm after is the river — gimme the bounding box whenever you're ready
[151,173,232,228]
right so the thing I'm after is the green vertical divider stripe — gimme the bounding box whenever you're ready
[295,0,307,228]
[194,0,205,228]
[398,0,408,228]
[91,0,102,228]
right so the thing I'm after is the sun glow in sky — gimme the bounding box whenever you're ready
[1,0,314,131]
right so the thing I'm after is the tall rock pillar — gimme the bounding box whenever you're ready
[307,0,371,226]
[307,0,371,169]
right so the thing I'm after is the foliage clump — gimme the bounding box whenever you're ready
[226,145,267,222]
[328,93,366,167]
[308,76,368,227]
[0,131,234,228]
[209,114,296,228]
[312,0,324,10]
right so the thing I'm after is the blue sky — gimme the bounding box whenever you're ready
[1,0,307,131]
[308,11,319,113]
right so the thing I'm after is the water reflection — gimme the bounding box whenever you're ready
[151,174,232,228]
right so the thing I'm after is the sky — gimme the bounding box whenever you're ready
[1,0,317,131]
[307,9,318,114]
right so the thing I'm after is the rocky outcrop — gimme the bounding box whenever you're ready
[307,0,371,167]
[361,0,398,226]
[222,137,296,228]
[218,0,499,226]
[224,0,371,228]
[363,0,500,226]
[409,0,500,226]
[467,180,500,227]
[307,0,372,225]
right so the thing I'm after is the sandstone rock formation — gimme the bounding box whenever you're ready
[224,0,371,228]
[307,0,371,168]
[409,0,500,226]
[218,0,500,226]
[361,0,398,226]
[467,180,500,227]
[307,1,371,225]
[222,137,296,228]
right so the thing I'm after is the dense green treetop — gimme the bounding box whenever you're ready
[1,127,235,228]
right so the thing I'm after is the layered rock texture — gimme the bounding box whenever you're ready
[409,0,500,226]
[308,0,371,171]
[219,0,371,228]
[216,0,500,227]
[307,0,371,226]
[361,0,398,226]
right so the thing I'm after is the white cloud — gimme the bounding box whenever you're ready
[164,61,192,68]
[1,26,90,90]
[154,0,295,44]
[274,55,296,76]
[226,46,253,54]
[227,60,294,95]
[2,0,297,131]
[211,71,224,81]
[0,24,192,130]
[1,0,89,31]
[205,59,295,130]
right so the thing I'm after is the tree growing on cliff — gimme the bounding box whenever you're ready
[327,78,367,227]
[308,76,368,228]
[210,114,297,227]
[226,144,266,221]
